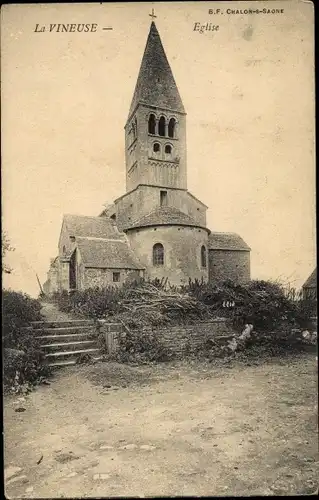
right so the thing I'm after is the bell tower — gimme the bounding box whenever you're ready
[125,21,187,192]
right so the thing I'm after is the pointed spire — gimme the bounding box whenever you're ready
[128,22,185,119]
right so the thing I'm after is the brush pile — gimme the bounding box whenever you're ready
[115,280,213,329]
[52,277,315,335]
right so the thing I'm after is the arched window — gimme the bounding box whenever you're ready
[153,243,164,266]
[168,118,176,138]
[158,116,166,136]
[201,245,207,268]
[165,144,172,154]
[62,245,66,254]
[153,142,160,153]
[148,114,156,134]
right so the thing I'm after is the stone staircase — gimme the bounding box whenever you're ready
[29,319,101,367]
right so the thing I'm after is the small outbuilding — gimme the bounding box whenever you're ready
[302,268,317,300]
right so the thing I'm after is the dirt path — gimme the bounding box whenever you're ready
[39,302,78,322]
[4,354,318,498]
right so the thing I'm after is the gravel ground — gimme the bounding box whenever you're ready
[3,352,318,498]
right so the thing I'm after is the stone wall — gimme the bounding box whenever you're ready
[58,219,76,258]
[98,318,237,358]
[84,268,142,289]
[113,184,207,232]
[148,319,237,356]
[209,249,250,285]
[125,104,187,192]
[43,259,59,295]
[127,225,209,286]
[59,259,70,291]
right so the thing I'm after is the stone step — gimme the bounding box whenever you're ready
[41,340,97,352]
[47,355,102,368]
[45,348,100,359]
[33,326,97,336]
[31,320,95,329]
[36,332,97,343]
[47,359,77,368]
[214,335,235,340]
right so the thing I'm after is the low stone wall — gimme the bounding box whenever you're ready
[96,318,317,359]
[97,318,237,357]
[146,319,237,357]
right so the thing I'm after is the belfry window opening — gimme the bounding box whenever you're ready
[148,114,156,134]
[153,243,164,266]
[165,144,172,155]
[153,142,160,153]
[148,115,176,139]
[158,116,166,136]
[168,118,176,138]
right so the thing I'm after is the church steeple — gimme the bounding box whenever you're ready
[128,22,185,120]
[125,22,187,193]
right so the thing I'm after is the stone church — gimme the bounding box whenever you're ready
[43,22,250,294]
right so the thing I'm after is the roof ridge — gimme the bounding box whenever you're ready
[64,214,109,220]
[76,236,125,242]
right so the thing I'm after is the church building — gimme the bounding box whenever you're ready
[43,21,250,294]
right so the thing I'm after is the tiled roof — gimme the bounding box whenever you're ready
[64,214,124,240]
[124,207,207,231]
[128,22,185,118]
[303,268,317,289]
[76,237,144,270]
[208,232,251,251]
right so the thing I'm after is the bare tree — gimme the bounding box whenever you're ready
[2,232,15,274]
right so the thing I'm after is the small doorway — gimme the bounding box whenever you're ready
[69,250,77,290]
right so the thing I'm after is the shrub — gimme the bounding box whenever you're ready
[52,289,74,313]
[185,279,299,332]
[294,298,317,330]
[3,290,42,347]
[2,290,51,392]
[114,330,171,364]
[52,286,125,318]
[233,280,298,331]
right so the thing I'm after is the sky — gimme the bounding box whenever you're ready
[1,1,316,297]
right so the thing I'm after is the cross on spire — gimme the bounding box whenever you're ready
[149,8,157,20]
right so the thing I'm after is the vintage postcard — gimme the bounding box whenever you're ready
[2,1,317,498]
